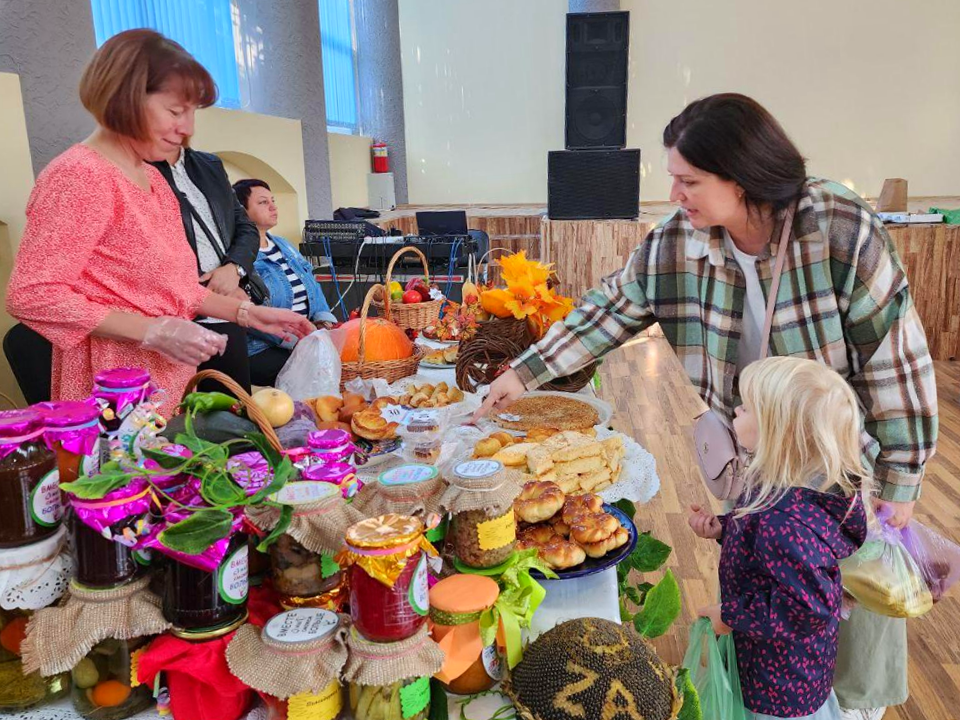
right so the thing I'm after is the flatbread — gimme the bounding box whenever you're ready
[495,395,600,432]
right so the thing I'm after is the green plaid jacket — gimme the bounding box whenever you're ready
[514,179,938,502]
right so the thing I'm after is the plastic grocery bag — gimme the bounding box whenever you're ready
[275,330,341,400]
[682,618,747,720]
[839,506,933,618]
[900,520,960,603]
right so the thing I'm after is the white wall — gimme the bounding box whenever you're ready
[399,0,566,204]
[624,0,960,200]
[328,133,373,210]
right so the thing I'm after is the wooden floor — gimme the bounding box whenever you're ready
[596,335,960,720]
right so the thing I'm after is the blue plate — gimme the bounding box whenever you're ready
[530,503,638,580]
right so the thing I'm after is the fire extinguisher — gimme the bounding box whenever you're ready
[372,141,389,173]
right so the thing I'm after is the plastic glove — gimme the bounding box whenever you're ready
[245,305,315,344]
[140,317,227,366]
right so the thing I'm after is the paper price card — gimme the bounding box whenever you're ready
[477,509,516,551]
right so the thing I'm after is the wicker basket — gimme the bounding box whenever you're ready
[456,316,596,394]
[370,246,443,331]
[341,284,424,390]
[179,369,283,453]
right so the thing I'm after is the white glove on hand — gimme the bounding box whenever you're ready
[140,317,227,366]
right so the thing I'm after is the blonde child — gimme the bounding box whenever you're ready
[689,357,872,720]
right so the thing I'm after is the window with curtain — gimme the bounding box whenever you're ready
[90,0,241,109]
[319,0,359,132]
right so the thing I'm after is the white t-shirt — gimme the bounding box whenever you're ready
[723,229,766,373]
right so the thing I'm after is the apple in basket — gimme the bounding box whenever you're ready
[402,289,422,305]
[405,277,432,302]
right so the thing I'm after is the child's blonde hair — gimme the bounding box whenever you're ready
[736,356,874,517]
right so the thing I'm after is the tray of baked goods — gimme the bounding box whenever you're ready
[489,391,613,432]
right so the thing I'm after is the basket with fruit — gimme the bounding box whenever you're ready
[371,246,443,331]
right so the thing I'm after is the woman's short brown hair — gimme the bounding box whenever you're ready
[79,29,217,141]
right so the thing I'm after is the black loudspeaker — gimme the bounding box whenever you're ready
[565,11,629,150]
[548,149,641,220]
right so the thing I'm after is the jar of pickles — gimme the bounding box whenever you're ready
[0,408,61,548]
[337,515,437,643]
[70,637,153,719]
[440,460,520,569]
[225,609,348,720]
[163,532,249,635]
[37,401,101,486]
[0,607,69,711]
[343,625,444,720]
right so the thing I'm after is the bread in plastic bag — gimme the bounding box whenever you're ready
[900,519,960,603]
[839,507,933,618]
[276,329,342,400]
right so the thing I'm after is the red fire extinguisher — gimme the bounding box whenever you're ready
[372,141,389,173]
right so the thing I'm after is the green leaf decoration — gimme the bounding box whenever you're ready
[248,456,294,504]
[245,432,283,470]
[201,471,248,508]
[256,505,293,553]
[60,462,134,499]
[612,498,636,519]
[140,447,187,470]
[675,667,703,720]
[633,569,681,639]
[159,508,234,555]
[625,586,643,606]
[320,552,341,579]
[629,532,673,573]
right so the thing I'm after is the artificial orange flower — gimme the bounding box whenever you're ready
[480,288,514,318]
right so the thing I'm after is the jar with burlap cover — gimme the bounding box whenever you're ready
[226,608,348,720]
[439,459,524,569]
[21,576,170,677]
[343,624,444,720]
[352,464,447,520]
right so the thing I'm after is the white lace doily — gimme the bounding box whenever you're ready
[594,427,660,505]
[0,527,75,611]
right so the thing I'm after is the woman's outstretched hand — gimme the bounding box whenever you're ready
[246,305,315,343]
[471,368,527,424]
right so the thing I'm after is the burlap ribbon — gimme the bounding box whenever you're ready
[246,497,365,555]
[438,465,524,516]
[352,474,447,519]
[21,576,170,676]
[342,625,444,687]
[225,618,349,699]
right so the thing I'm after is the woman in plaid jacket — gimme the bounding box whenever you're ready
[476,93,937,720]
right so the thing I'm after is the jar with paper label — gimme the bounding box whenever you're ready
[428,574,502,695]
[163,532,249,635]
[70,637,153,719]
[0,607,69,711]
[0,408,61,548]
[301,462,360,499]
[337,515,437,643]
[225,609,348,720]
[343,625,444,720]
[441,460,520,569]
[37,401,100,486]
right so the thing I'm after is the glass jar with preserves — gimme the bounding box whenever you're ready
[163,532,249,635]
[0,607,69,711]
[0,408,61,548]
[225,609,348,720]
[92,368,157,470]
[70,637,154,719]
[343,625,444,720]
[428,574,502,695]
[301,462,360,499]
[441,460,519,569]
[337,515,437,643]
[269,535,342,609]
[307,429,359,465]
[37,401,100,486]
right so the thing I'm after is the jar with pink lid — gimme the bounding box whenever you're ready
[301,462,361,499]
[307,430,359,466]
[36,401,100,486]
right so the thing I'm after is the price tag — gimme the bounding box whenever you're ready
[264,609,340,644]
[477,509,516,551]
[455,460,502,479]
[287,683,343,720]
[399,676,430,719]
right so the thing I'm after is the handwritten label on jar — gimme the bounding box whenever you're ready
[218,544,249,605]
[408,554,430,617]
[264,608,339,644]
[455,460,502,479]
[380,464,438,486]
[30,469,63,528]
[476,509,516,551]
[272,481,339,505]
[287,682,342,720]
[482,645,503,681]
[399,676,431,719]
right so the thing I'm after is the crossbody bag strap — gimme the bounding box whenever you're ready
[758,202,797,358]
[174,189,229,264]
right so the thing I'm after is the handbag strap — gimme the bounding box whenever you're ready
[173,187,229,265]
[758,203,796,358]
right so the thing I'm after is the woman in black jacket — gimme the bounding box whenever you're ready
[152,146,260,392]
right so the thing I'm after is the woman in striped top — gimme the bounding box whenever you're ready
[234,179,336,386]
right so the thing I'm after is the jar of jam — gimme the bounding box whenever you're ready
[307,430,358,465]
[37,401,101,486]
[0,408,61,548]
[338,515,436,643]
[442,460,519,569]
[301,462,360,499]
[0,607,69,711]
[72,520,139,589]
[428,574,502,695]
[70,637,153,719]
[163,532,249,635]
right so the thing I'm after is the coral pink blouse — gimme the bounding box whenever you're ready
[7,144,209,414]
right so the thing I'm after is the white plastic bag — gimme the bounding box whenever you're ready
[275,330,342,400]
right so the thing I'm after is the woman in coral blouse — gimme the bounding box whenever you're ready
[6,30,313,414]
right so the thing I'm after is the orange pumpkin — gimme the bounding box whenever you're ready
[339,318,414,362]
